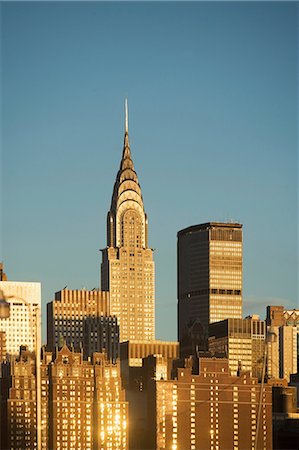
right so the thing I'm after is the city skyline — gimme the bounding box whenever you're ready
[1,2,298,343]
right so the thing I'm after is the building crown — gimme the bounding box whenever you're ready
[107,101,148,248]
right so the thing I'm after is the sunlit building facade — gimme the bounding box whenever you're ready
[0,331,6,363]
[0,281,41,356]
[7,347,37,450]
[101,103,155,342]
[93,352,128,450]
[266,305,299,381]
[47,289,109,351]
[279,325,297,382]
[40,345,128,450]
[178,222,242,355]
[48,345,94,449]
[209,317,266,380]
[149,357,272,450]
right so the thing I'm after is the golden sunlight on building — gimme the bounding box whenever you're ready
[101,101,155,342]
[39,346,128,450]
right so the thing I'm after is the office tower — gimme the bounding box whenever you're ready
[47,288,109,351]
[101,101,155,342]
[120,340,179,387]
[208,317,266,380]
[178,222,243,355]
[0,281,41,357]
[83,315,119,362]
[41,345,128,450]
[7,347,37,450]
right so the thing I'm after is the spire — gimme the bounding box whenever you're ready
[107,100,147,248]
[125,98,128,134]
[124,98,130,149]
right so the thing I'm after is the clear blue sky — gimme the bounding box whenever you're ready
[1,1,298,343]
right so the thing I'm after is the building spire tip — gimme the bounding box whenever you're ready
[125,98,128,134]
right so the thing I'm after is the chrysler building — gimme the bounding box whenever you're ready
[101,101,155,342]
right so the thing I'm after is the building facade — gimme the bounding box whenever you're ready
[209,317,266,380]
[177,222,242,355]
[6,347,37,450]
[129,356,272,450]
[47,289,109,352]
[40,345,128,450]
[266,305,299,381]
[83,314,119,362]
[279,325,297,382]
[0,281,41,357]
[101,103,155,342]
[120,340,179,387]
[156,358,272,450]
[0,331,6,363]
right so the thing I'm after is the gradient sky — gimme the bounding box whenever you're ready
[1,1,298,343]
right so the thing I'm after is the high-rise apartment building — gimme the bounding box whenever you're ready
[101,102,155,342]
[0,281,41,356]
[47,289,110,351]
[6,347,37,450]
[129,356,272,450]
[39,345,128,450]
[178,222,242,354]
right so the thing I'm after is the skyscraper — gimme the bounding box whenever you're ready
[101,101,155,342]
[178,222,242,354]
